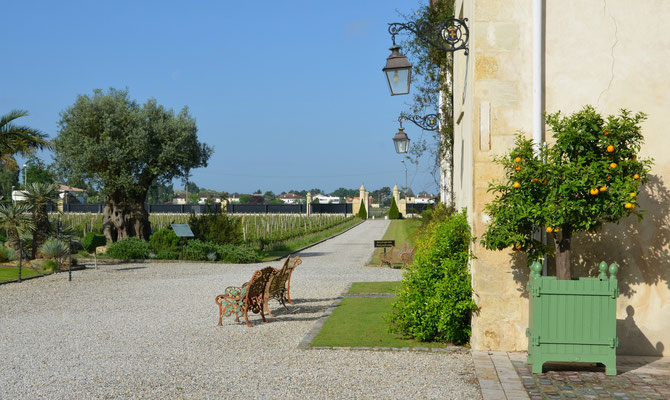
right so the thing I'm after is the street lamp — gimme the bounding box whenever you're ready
[401,160,408,199]
[383,18,470,95]
[392,123,410,154]
[382,43,412,96]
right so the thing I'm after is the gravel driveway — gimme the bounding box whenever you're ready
[0,220,481,399]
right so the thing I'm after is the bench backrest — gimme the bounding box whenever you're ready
[244,266,274,313]
[268,256,302,296]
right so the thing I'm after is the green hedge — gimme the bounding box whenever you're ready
[149,228,180,259]
[106,237,150,260]
[388,207,477,344]
[388,197,401,219]
[82,232,106,254]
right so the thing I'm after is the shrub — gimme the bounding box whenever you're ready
[106,237,150,260]
[183,239,219,261]
[388,197,401,219]
[149,228,180,259]
[217,244,260,263]
[388,208,478,344]
[40,260,58,274]
[357,202,367,219]
[40,239,70,269]
[188,212,243,245]
[0,247,17,262]
[81,232,106,254]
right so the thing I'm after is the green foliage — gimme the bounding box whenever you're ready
[182,239,219,261]
[0,246,17,262]
[106,237,150,260]
[216,244,259,263]
[25,155,56,185]
[0,109,51,167]
[482,106,653,262]
[188,212,243,245]
[149,228,180,259]
[388,197,401,219]
[53,88,212,239]
[81,232,106,254]
[40,239,69,270]
[389,209,477,344]
[357,202,367,219]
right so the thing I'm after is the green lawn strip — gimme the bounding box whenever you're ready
[368,219,422,266]
[348,281,402,294]
[0,266,41,282]
[261,218,361,261]
[311,297,447,348]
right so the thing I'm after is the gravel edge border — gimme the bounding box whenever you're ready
[297,282,466,355]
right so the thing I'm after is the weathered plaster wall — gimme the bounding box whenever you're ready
[459,0,670,355]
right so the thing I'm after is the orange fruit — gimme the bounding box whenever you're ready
[590,188,599,195]
[513,182,520,189]
[630,192,636,198]
[532,178,538,183]
[515,166,521,172]
[625,203,634,209]
[607,145,615,153]
[554,228,560,233]
[633,174,640,180]
[515,244,522,250]
[514,157,521,163]
[599,186,607,192]
[546,227,553,233]
[543,179,548,184]
[609,162,617,169]
[603,129,609,136]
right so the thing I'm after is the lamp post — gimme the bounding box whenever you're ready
[401,160,408,199]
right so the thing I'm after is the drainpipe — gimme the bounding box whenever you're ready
[533,0,547,275]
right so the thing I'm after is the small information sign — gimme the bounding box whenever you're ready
[171,224,195,238]
[374,240,395,248]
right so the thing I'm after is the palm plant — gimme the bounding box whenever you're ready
[0,202,34,256]
[23,182,59,257]
[0,110,51,169]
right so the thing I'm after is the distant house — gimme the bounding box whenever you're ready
[278,193,304,204]
[228,193,242,203]
[414,193,436,204]
[173,193,187,205]
[313,194,340,204]
[58,184,87,204]
[198,194,222,204]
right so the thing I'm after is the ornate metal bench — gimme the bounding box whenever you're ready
[380,242,415,268]
[215,266,274,327]
[264,255,302,317]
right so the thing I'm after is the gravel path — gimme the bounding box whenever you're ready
[0,220,481,399]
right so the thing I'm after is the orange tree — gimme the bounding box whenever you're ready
[481,106,652,280]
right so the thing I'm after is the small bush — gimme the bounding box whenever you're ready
[183,239,219,261]
[106,237,150,260]
[81,232,106,254]
[357,202,367,219]
[188,212,243,245]
[149,228,180,259]
[388,208,478,344]
[388,197,401,219]
[217,244,260,263]
[40,260,58,274]
[0,247,17,262]
[40,239,69,269]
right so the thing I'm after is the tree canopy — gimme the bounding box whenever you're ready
[53,88,212,241]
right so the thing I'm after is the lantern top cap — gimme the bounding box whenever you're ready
[382,45,411,72]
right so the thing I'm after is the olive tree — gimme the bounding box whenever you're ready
[481,106,652,280]
[54,88,212,242]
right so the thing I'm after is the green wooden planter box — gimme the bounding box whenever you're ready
[526,261,619,375]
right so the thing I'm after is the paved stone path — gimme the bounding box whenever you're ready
[0,220,481,399]
[474,352,670,399]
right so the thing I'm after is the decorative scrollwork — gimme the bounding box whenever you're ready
[399,112,439,131]
[388,18,469,55]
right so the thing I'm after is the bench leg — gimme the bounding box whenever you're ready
[264,301,275,318]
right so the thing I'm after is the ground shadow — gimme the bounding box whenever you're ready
[294,252,330,258]
[111,266,148,272]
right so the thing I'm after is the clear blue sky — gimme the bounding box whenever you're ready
[2,0,439,195]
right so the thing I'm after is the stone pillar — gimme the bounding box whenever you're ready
[306,192,312,216]
[392,184,400,205]
[359,184,367,219]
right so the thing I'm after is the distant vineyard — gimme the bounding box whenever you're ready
[50,213,356,244]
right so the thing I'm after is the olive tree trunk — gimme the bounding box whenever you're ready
[103,193,151,242]
[554,226,572,280]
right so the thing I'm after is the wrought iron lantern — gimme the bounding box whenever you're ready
[392,126,410,154]
[382,45,412,96]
